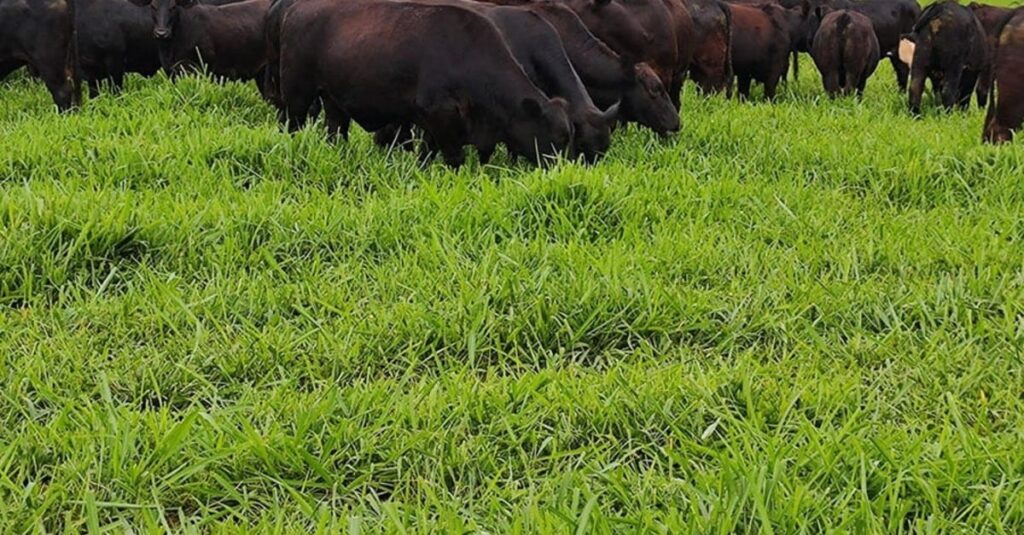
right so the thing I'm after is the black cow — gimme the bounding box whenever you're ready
[0,0,80,110]
[75,0,160,96]
[482,0,680,134]
[278,0,572,167]
[982,8,1024,144]
[130,0,269,91]
[902,1,988,115]
[378,0,618,163]
[810,9,879,96]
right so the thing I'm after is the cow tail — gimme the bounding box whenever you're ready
[837,12,850,88]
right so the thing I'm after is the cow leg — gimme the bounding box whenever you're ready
[976,62,992,108]
[856,75,868,98]
[822,68,840,98]
[763,71,782,101]
[321,97,351,142]
[890,55,910,91]
[373,124,416,151]
[0,61,22,81]
[737,75,752,100]
[957,69,979,111]
[940,68,962,112]
[908,61,927,116]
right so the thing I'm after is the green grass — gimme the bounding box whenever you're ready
[2,51,1024,533]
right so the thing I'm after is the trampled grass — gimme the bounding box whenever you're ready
[2,50,1024,532]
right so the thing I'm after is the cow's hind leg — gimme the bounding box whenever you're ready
[736,75,752,100]
[822,67,840,98]
[957,69,979,111]
[321,96,350,141]
[890,54,909,91]
[939,68,962,112]
[908,59,928,116]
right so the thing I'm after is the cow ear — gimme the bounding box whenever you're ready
[521,98,544,118]
[593,0,612,9]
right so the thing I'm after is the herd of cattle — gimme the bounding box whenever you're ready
[1,0,1022,165]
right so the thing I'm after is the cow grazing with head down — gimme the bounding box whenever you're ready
[552,0,683,103]
[982,8,1024,144]
[0,0,80,110]
[510,0,680,134]
[278,0,572,167]
[686,0,733,93]
[727,1,810,100]
[810,8,879,97]
[900,1,988,115]
[377,0,618,163]
[130,0,269,92]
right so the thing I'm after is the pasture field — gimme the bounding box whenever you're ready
[2,51,1024,532]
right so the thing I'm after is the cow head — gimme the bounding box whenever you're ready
[506,97,573,164]
[620,61,679,136]
[571,102,618,163]
[130,0,197,40]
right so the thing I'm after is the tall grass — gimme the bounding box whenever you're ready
[1,50,1023,532]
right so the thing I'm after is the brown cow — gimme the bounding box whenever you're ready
[810,9,879,97]
[686,0,733,93]
[969,3,1015,106]
[728,2,810,100]
[982,8,1024,143]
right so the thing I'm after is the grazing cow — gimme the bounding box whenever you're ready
[727,2,810,100]
[552,0,680,96]
[382,0,618,162]
[278,0,572,167]
[0,0,80,110]
[813,0,920,90]
[982,8,1024,144]
[810,9,879,96]
[901,1,988,115]
[686,0,733,93]
[969,3,1015,106]
[130,0,269,91]
[481,0,680,134]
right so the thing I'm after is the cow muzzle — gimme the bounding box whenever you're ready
[154,28,172,40]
